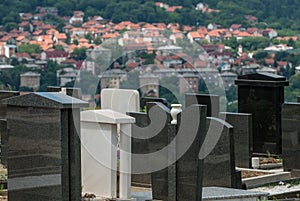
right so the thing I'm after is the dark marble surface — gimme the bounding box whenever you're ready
[282,103,300,171]
[146,102,172,201]
[3,92,87,109]
[140,97,168,109]
[0,119,7,166]
[129,112,151,185]
[0,90,19,119]
[220,112,253,168]
[185,93,219,117]
[6,93,87,201]
[203,117,238,188]
[235,73,288,154]
[176,105,206,201]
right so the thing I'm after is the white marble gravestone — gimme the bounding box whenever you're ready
[81,109,135,199]
[101,89,140,114]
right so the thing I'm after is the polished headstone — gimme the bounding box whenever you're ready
[146,102,173,201]
[128,112,151,185]
[220,112,253,168]
[0,90,19,119]
[235,73,289,154]
[4,92,88,201]
[101,88,140,114]
[282,103,300,171]
[176,104,207,201]
[140,97,168,109]
[203,117,239,188]
[0,120,7,166]
[185,93,219,117]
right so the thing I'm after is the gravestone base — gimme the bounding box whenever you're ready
[116,198,137,201]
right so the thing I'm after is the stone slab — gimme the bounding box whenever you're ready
[101,89,140,114]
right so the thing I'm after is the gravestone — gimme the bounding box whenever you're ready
[3,92,88,201]
[185,93,219,117]
[176,104,207,201]
[282,103,300,171]
[0,90,19,119]
[140,97,168,109]
[0,90,19,166]
[146,102,206,201]
[146,102,173,201]
[220,112,253,168]
[47,86,82,99]
[81,109,135,199]
[298,96,300,103]
[235,73,289,154]
[128,111,151,185]
[203,117,241,188]
[101,88,140,114]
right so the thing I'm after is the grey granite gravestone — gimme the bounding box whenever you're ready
[128,111,151,185]
[3,92,88,201]
[0,90,19,166]
[203,117,241,188]
[176,104,207,201]
[282,103,300,171]
[235,73,289,154]
[47,86,82,99]
[219,112,253,168]
[185,93,219,117]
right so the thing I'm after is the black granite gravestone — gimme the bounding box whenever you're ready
[146,102,173,201]
[0,90,19,166]
[140,97,168,109]
[282,103,300,172]
[235,73,289,154]
[203,117,241,188]
[185,93,219,117]
[176,104,207,201]
[3,92,88,201]
[145,102,206,201]
[128,111,151,185]
[220,112,253,168]
[0,90,19,119]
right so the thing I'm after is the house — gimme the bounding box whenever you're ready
[19,21,33,32]
[166,6,183,12]
[178,73,199,94]
[207,23,221,30]
[187,31,205,43]
[99,69,126,89]
[69,11,84,25]
[139,73,159,97]
[169,32,184,44]
[262,28,278,39]
[41,50,68,64]
[220,72,237,89]
[56,67,80,86]
[229,24,242,32]
[205,29,225,42]
[20,72,40,91]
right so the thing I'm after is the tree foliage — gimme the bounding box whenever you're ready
[1,0,300,29]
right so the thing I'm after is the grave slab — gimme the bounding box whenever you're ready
[3,92,88,201]
[220,112,253,168]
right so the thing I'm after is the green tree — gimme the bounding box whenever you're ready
[18,44,42,55]
[72,47,87,61]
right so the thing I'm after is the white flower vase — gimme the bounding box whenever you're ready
[171,104,182,125]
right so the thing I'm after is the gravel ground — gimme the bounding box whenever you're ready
[252,181,300,196]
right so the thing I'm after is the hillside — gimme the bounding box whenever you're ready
[1,0,300,30]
